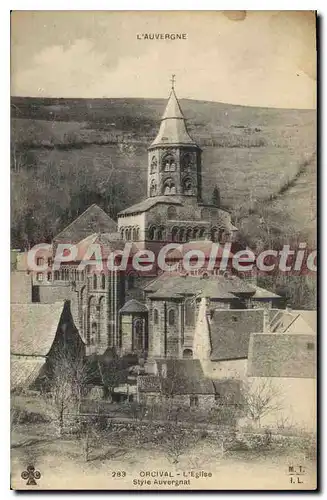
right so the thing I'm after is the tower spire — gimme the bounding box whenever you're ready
[170,74,176,90]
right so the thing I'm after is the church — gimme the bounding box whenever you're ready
[14,81,284,361]
[117,82,238,251]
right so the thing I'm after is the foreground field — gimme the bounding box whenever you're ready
[11,421,316,490]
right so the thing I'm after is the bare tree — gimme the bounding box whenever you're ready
[43,349,89,436]
[242,379,282,428]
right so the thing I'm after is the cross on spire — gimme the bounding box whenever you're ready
[170,74,176,90]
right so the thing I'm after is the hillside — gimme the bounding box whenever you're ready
[11,96,316,249]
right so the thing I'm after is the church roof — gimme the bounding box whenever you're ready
[54,204,117,244]
[150,89,198,148]
[247,333,316,378]
[209,309,264,361]
[145,274,255,300]
[11,302,66,356]
[120,299,148,314]
[74,232,126,261]
[118,196,183,216]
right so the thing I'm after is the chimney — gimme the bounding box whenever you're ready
[263,309,270,333]
[286,304,292,313]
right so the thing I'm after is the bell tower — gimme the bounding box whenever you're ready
[147,76,202,201]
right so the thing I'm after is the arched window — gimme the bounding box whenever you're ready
[201,208,210,220]
[193,227,199,239]
[133,319,144,351]
[156,226,164,241]
[199,228,205,239]
[179,228,185,242]
[183,177,193,195]
[181,153,193,171]
[47,272,52,281]
[60,269,65,281]
[211,227,219,242]
[91,322,97,345]
[162,154,176,172]
[150,179,157,197]
[183,348,193,359]
[153,308,159,325]
[171,227,179,242]
[168,309,176,326]
[185,299,195,326]
[127,273,135,289]
[150,156,157,173]
[163,179,176,195]
[135,227,140,241]
[98,296,105,344]
[93,274,97,289]
[186,228,193,242]
[148,226,156,241]
[167,206,177,219]
[54,270,59,281]
[132,227,137,241]
[101,274,105,290]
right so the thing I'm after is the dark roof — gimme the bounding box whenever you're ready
[150,89,198,147]
[118,196,182,216]
[209,309,264,361]
[54,204,117,243]
[11,302,65,356]
[145,274,255,301]
[248,333,316,378]
[74,232,127,261]
[155,359,215,395]
[11,271,32,303]
[120,299,148,314]
[11,355,45,391]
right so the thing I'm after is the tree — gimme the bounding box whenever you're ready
[96,350,124,402]
[242,379,282,428]
[212,186,220,207]
[43,349,89,436]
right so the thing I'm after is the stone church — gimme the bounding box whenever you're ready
[16,84,284,360]
[117,86,237,250]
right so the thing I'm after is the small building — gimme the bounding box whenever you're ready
[247,332,316,430]
[11,300,85,392]
[137,358,216,409]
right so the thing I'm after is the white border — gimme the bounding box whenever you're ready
[1,2,322,498]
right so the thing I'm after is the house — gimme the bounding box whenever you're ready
[247,332,316,430]
[11,300,85,392]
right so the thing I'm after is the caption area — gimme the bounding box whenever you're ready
[132,470,212,487]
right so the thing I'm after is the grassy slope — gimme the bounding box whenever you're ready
[11,97,316,243]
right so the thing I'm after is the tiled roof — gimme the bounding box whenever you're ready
[209,309,264,361]
[11,271,32,304]
[11,355,45,391]
[120,299,148,314]
[247,333,316,378]
[150,89,198,148]
[118,196,182,216]
[252,286,281,299]
[155,359,215,395]
[54,204,117,243]
[146,274,255,301]
[11,302,65,356]
[74,232,127,261]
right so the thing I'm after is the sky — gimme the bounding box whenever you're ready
[11,10,316,109]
